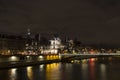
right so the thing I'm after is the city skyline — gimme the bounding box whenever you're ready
[0,0,120,45]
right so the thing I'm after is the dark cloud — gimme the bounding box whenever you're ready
[0,0,120,44]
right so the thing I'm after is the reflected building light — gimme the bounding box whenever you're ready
[46,64,52,72]
[11,68,17,75]
[46,63,59,73]
[81,63,88,80]
[52,63,58,69]
[9,68,17,80]
[100,64,107,80]
[46,63,61,80]
[27,66,33,80]
[65,63,72,70]
[89,59,95,80]
[39,65,44,71]
[81,63,88,70]
[81,59,87,63]
[39,64,44,69]
[100,64,106,73]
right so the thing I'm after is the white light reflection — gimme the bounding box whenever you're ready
[100,64,107,80]
[11,69,16,74]
[81,59,88,63]
[81,61,89,80]
[9,68,17,80]
[39,64,44,71]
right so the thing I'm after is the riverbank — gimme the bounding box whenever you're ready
[0,59,61,69]
[0,56,120,69]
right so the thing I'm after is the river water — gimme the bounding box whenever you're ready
[0,58,120,80]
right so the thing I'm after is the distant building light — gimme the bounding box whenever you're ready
[26,44,29,46]
[8,50,10,53]
[28,33,30,35]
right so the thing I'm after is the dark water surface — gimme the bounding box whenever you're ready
[0,58,120,80]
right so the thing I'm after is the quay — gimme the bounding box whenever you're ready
[0,59,60,69]
[0,54,60,69]
[0,53,120,69]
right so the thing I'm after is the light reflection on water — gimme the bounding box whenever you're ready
[81,62,88,80]
[8,68,17,80]
[46,63,61,80]
[0,58,120,80]
[89,59,96,80]
[39,64,44,71]
[27,66,33,80]
[100,64,107,80]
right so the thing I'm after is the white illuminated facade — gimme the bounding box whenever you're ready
[49,37,62,54]
[41,37,63,54]
[50,37,61,49]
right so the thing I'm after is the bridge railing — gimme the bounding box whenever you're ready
[59,53,120,56]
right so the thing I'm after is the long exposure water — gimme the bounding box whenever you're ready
[0,57,120,80]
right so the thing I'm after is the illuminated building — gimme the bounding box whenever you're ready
[49,37,62,54]
[25,28,40,55]
[41,37,64,54]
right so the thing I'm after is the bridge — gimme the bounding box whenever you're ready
[0,53,119,68]
[59,53,120,56]
[0,53,119,63]
[59,53,120,62]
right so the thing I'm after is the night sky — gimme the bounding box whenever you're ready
[0,0,120,45]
